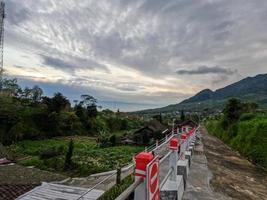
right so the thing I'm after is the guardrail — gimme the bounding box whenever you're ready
[77,171,117,200]
[160,168,173,189]
[111,126,199,200]
[115,178,143,200]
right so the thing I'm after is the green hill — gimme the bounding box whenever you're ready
[137,73,267,114]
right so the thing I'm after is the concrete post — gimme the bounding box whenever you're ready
[116,168,121,185]
[180,134,187,160]
[134,151,154,200]
[169,138,178,181]
[134,177,146,200]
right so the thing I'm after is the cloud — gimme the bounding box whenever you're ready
[176,66,237,75]
[42,56,74,70]
[41,55,110,73]
[4,0,267,110]
[5,0,30,25]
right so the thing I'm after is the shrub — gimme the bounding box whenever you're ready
[21,156,44,168]
[239,113,255,121]
[98,130,111,148]
[110,135,116,146]
[39,145,64,159]
[64,140,74,169]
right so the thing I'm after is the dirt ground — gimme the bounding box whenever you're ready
[202,127,267,200]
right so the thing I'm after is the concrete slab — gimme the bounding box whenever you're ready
[182,139,229,200]
[160,175,184,200]
[185,151,192,167]
[177,159,189,184]
[189,146,194,155]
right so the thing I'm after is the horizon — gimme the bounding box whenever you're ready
[4,0,267,111]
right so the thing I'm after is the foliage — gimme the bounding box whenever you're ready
[98,174,134,200]
[42,92,70,113]
[0,78,144,144]
[98,130,111,147]
[223,98,243,125]
[64,139,74,169]
[8,137,143,176]
[109,134,116,146]
[205,99,267,168]
[180,110,185,121]
[239,113,256,121]
[39,145,64,159]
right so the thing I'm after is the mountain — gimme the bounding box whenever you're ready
[137,73,267,114]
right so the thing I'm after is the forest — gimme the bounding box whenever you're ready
[0,78,143,146]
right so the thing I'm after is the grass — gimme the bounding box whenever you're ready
[98,174,134,200]
[8,136,143,177]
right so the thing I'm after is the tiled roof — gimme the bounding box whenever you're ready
[0,184,38,200]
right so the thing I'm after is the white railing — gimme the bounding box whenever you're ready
[112,125,200,200]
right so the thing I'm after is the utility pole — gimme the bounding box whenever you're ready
[0,1,5,90]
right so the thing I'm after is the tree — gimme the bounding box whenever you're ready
[0,78,21,96]
[80,94,98,118]
[180,110,185,122]
[152,114,162,124]
[43,93,70,113]
[31,85,43,102]
[97,130,111,147]
[64,139,74,169]
[75,104,87,125]
[243,102,259,113]
[120,119,128,130]
[223,98,243,125]
[80,94,97,107]
[73,100,78,106]
[109,134,116,146]
[22,87,32,99]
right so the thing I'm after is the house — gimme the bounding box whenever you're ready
[121,138,136,145]
[132,119,166,145]
[175,120,198,133]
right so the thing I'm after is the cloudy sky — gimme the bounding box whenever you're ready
[4,0,267,111]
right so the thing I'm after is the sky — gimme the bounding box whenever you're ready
[3,0,267,111]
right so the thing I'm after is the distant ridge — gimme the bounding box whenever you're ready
[136,73,267,114]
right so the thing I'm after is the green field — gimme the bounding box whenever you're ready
[8,136,143,177]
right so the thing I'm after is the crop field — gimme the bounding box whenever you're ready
[8,136,143,177]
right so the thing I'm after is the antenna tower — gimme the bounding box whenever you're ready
[0,1,5,80]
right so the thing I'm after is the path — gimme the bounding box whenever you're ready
[182,130,230,200]
[184,127,267,200]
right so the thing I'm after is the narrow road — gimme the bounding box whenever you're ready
[183,130,230,200]
[201,127,267,200]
